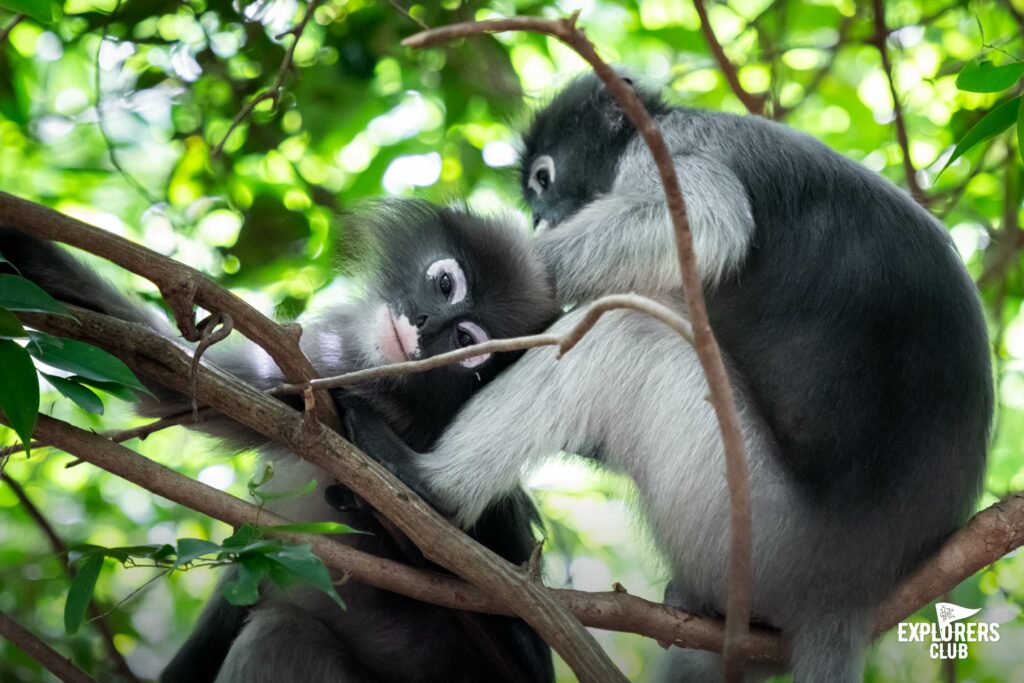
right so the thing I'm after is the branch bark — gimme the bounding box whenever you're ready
[20,409,786,662]
[404,15,754,681]
[0,191,340,432]
[13,301,623,682]
[0,610,98,683]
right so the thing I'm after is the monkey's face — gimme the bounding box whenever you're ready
[372,256,492,371]
[520,73,669,232]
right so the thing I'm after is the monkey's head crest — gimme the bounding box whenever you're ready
[519,72,671,231]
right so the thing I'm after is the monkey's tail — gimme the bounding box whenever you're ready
[0,226,160,330]
[788,608,869,683]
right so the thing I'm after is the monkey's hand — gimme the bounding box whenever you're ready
[339,399,458,518]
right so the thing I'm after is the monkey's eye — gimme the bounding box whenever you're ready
[528,155,555,197]
[456,321,492,368]
[426,258,467,304]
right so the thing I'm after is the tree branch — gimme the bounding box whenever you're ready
[0,13,23,44]
[404,15,754,681]
[870,0,928,207]
[0,191,340,432]
[212,0,321,157]
[19,409,787,662]
[275,294,693,394]
[692,0,768,116]
[1,473,139,683]
[15,302,624,682]
[0,610,97,683]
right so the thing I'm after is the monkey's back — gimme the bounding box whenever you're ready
[690,110,992,583]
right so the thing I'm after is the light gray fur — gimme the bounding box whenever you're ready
[533,113,755,303]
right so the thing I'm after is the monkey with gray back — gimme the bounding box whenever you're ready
[0,200,558,682]
[344,76,993,681]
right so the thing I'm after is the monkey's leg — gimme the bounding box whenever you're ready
[214,602,371,683]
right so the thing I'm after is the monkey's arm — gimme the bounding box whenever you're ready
[534,154,754,304]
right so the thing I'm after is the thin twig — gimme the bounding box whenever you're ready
[692,0,768,115]
[212,0,321,157]
[1,474,139,682]
[870,0,928,207]
[0,13,23,44]
[410,14,754,682]
[0,610,98,683]
[0,408,216,463]
[275,294,693,393]
[386,0,428,30]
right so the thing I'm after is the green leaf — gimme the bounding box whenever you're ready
[247,463,275,494]
[251,478,317,503]
[222,524,259,548]
[174,538,223,568]
[42,373,104,415]
[956,60,1024,93]
[0,0,56,22]
[222,556,270,606]
[255,521,368,536]
[26,332,149,394]
[64,555,103,634]
[943,97,1022,172]
[102,544,167,563]
[0,274,73,317]
[0,306,26,339]
[266,545,344,608]
[70,376,139,402]
[0,339,39,453]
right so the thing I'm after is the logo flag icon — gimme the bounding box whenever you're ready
[935,602,982,629]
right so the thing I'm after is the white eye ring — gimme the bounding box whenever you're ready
[427,258,467,304]
[456,321,491,368]
[528,155,555,196]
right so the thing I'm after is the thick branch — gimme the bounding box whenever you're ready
[1,474,138,682]
[692,0,768,115]
[0,610,97,683]
[22,409,787,662]
[17,306,623,682]
[870,0,928,207]
[405,16,754,681]
[0,191,339,431]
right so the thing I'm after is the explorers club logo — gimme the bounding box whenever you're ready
[897,602,1000,660]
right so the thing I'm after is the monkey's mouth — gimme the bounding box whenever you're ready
[377,306,419,363]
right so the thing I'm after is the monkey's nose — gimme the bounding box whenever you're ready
[532,214,541,228]
[414,314,428,328]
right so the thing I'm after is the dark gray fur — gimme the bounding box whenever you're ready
[344,76,993,681]
[0,200,558,683]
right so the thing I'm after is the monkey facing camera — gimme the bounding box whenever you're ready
[0,200,559,683]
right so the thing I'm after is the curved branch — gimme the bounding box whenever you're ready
[0,191,340,432]
[692,0,768,115]
[0,610,97,683]
[405,15,754,680]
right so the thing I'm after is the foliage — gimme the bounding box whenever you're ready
[0,0,1022,681]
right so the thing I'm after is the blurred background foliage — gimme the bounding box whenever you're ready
[0,0,1023,680]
